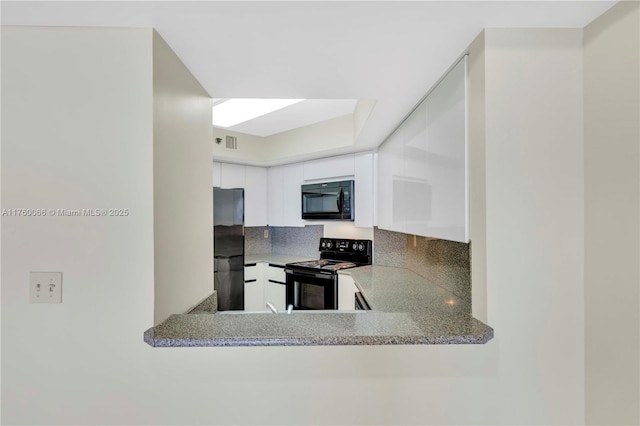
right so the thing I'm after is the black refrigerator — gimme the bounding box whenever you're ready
[213,188,244,311]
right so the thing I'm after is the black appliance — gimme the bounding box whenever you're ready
[285,238,372,310]
[301,180,354,221]
[213,188,244,311]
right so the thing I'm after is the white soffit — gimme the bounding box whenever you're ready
[2,1,617,148]
[222,99,359,137]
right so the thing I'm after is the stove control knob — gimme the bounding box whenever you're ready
[321,241,327,249]
[358,242,365,251]
[326,240,333,249]
[352,242,357,251]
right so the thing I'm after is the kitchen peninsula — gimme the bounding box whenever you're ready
[143,259,493,347]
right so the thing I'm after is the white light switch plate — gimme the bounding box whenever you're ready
[30,272,62,303]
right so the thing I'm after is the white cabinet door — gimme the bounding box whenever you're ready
[244,263,286,311]
[267,166,285,226]
[338,275,358,310]
[377,123,406,234]
[283,163,304,227]
[354,152,374,228]
[421,57,468,242]
[245,166,268,227]
[401,96,429,237]
[265,265,287,311]
[303,154,355,181]
[376,57,468,242]
[265,264,286,283]
[244,280,264,311]
[220,163,245,189]
[265,281,286,312]
[213,162,222,187]
[244,264,264,311]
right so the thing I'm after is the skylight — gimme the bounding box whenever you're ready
[211,98,305,128]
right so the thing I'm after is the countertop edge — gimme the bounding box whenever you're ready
[143,328,494,347]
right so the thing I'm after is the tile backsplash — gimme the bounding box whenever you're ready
[245,225,323,258]
[245,226,272,254]
[372,227,408,267]
[373,227,471,303]
[271,225,323,258]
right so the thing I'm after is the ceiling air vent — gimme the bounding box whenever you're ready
[225,136,238,150]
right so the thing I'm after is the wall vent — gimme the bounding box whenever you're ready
[225,136,238,150]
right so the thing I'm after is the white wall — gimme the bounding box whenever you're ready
[212,126,270,166]
[468,30,488,322]
[1,15,636,425]
[583,1,640,424]
[1,27,157,423]
[152,31,214,324]
[481,27,586,423]
[265,113,355,164]
[213,113,357,166]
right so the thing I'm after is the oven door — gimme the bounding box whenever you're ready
[285,268,337,310]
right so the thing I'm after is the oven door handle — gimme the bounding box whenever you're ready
[285,269,334,280]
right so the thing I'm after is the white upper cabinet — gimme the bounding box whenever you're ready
[303,154,355,181]
[282,163,305,227]
[216,152,374,229]
[244,166,268,227]
[267,166,285,226]
[377,56,469,242]
[354,152,374,228]
[219,163,245,189]
[420,58,468,242]
[377,123,407,234]
[213,161,222,187]
[268,163,304,227]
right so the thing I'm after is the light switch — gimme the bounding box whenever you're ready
[30,272,62,304]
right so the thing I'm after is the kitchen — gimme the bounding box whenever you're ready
[149,52,488,345]
[2,1,638,425]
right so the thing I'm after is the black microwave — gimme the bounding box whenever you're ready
[301,180,354,220]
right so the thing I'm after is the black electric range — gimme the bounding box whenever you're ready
[284,238,372,310]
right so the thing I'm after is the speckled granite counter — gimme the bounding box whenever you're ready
[144,265,493,347]
[342,266,471,315]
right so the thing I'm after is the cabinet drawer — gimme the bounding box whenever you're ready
[244,264,260,281]
[266,264,286,283]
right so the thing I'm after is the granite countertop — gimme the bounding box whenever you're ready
[244,253,316,266]
[343,266,471,315]
[144,265,493,347]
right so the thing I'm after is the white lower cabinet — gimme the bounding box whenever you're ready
[265,280,287,312]
[264,264,287,311]
[338,274,358,311]
[244,279,265,311]
[243,263,287,311]
[244,263,265,311]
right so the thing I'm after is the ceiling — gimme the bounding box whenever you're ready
[214,98,359,137]
[2,1,616,149]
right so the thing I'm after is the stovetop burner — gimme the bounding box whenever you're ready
[285,238,372,274]
[290,259,357,271]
